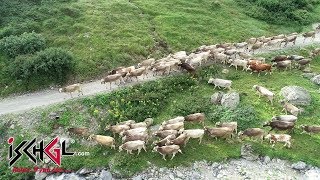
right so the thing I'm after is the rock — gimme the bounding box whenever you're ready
[311,75,320,85]
[100,170,112,180]
[132,175,142,180]
[221,92,240,109]
[302,67,313,73]
[302,73,317,79]
[304,169,320,179]
[59,136,74,149]
[10,124,15,129]
[222,69,229,74]
[169,173,174,179]
[48,112,59,120]
[241,144,258,161]
[211,162,219,169]
[149,125,160,134]
[263,156,271,164]
[45,173,85,180]
[280,86,311,105]
[35,172,47,180]
[175,171,184,178]
[292,161,307,170]
[211,92,224,105]
[76,168,93,175]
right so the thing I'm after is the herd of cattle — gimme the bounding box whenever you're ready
[67,110,320,160]
[60,30,320,160]
[58,29,320,97]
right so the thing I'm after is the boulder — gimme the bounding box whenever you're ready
[302,67,312,73]
[222,69,229,74]
[302,73,317,79]
[263,156,271,164]
[311,75,320,85]
[48,112,60,120]
[100,170,112,180]
[76,168,93,175]
[211,92,224,105]
[304,169,320,179]
[132,175,143,180]
[35,172,47,180]
[59,136,74,149]
[221,92,240,109]
[280,86,311,105]
[292,161,307,170]
[45,173,85,180]
[240,144,258,161]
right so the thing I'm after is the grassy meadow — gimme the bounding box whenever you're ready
[1,0,320,96]
[1,46,320,179]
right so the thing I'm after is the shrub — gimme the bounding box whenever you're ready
[211,1,222,10]
[173,95,213,116]
[7,47,75,83]
[32,47,75,81]
[0,32,45,57]
[209,105,259,130]
[82,75,197,128]
[0,21,41,38]
[7,55,35,80]
[60,7,81,18]
[236,0,320,25]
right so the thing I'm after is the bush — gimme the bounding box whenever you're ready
[209,105,259,130]
[0,21,41,38]
[82,75,197,128]
[60,7,81,18]
[173,95,213,116]
[0,32,45,57]
[7,47,75,83]
[32,47,75,81]
[236,0,320,25]
[7,55,35,80]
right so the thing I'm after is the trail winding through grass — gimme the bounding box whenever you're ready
[0,30,320,115]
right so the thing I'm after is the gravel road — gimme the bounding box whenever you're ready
[1,29,320,115]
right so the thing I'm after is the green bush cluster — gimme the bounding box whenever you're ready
[0,21,41,38]
[82,75,197,128]
[236,0,320,25]
[208,105,260,130]
[0,32,45,58]
[173,95,213,116]
[7,48,75,83]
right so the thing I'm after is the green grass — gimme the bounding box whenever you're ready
[1,0,320,96]
[1,47,320,178]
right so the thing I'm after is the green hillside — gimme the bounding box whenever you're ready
[1,46,320,179]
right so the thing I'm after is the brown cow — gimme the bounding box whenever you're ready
[271,55,288,62]
[263,121,295,133]
[247,63,272,76]
[301,125,320,134]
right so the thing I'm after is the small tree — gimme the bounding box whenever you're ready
[8,47,75,86]
[32,47,75,82]
[0,32,45,58]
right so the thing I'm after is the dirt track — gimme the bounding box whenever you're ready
[0,31,320,115]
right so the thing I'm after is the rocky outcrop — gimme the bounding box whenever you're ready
[36,159,320,180]
[302,73,317,79]
[311,75,320,85]
[221,92,240,109]
[240,144,258,161]
[211,92,224,105]
[292,161,307,171]
[211,91,240,109]
[280,86,311,105]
